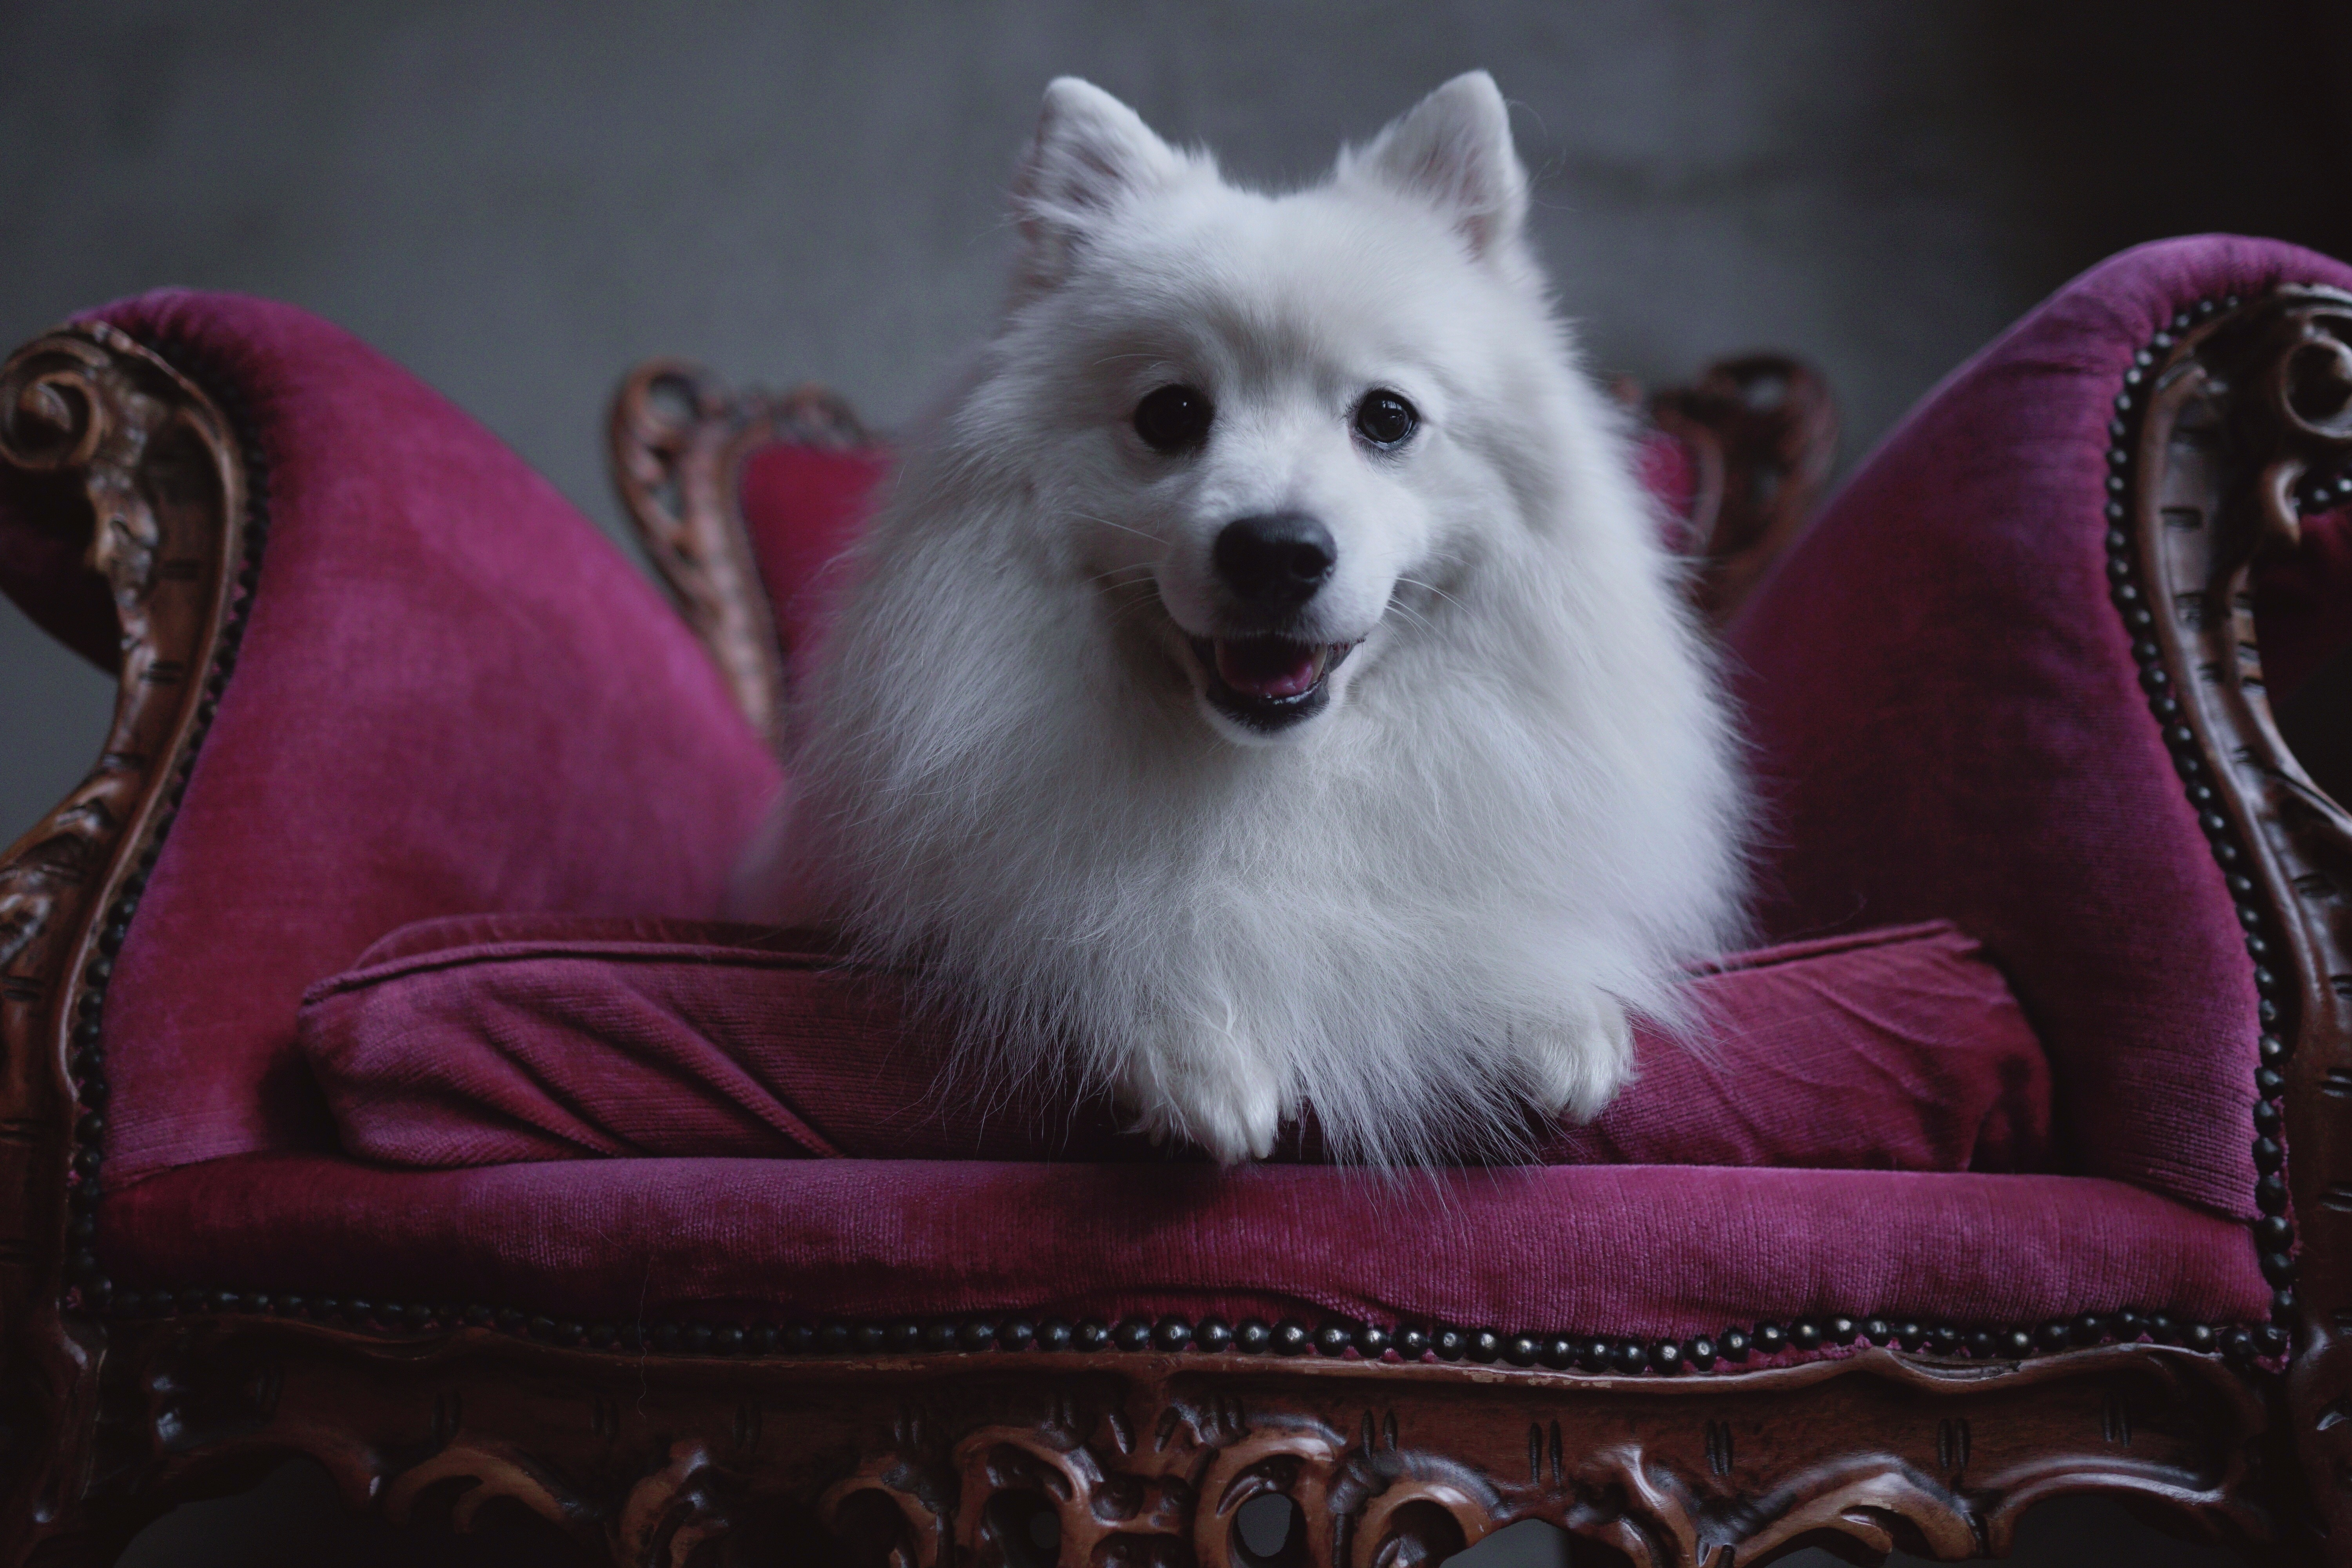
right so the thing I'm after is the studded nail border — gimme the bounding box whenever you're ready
[57,325,270,1315]
[2100,287,2352,1374]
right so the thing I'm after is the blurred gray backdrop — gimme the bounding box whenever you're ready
[4,4,2348,1563]
[6,0,2350,849]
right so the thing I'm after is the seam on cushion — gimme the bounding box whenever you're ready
[300,940,890,1004]
[1685,920,1967,976]
[306,920,1995,1006]
[352,913,799,966]
[313,921,1994,1006]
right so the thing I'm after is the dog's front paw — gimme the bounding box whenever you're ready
[1516,993,1636,1122]
[1120,1046,1285,1165]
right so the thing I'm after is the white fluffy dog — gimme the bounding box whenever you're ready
[737,72,1746,1165]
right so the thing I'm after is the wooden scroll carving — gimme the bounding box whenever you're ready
[0,325,249,1566]
[1647,353,1838,624]
[2118,286,2352,1555]
[607,363,869,749]
[80,1323,2273,1568]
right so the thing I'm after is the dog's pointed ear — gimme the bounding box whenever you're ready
[1012,78,1190,289]
[1340,71,1528,260]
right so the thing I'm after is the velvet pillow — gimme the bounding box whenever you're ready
[299,915,2049,1172]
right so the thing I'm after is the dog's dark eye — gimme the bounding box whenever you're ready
[1353,390,1419,450]
[1133,384,1213,453]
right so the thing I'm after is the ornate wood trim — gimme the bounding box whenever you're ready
[1647,353,1839,624]
[2105,285,2352,1552]
[606,362,870,750]
[70,1321,2278,1568]
[0,323,253,1566]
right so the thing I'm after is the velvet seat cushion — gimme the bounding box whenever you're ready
[98,1152,2263,1345]
[297,915,2049,1172]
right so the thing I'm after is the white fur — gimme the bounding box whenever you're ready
[734,72,1748,1166]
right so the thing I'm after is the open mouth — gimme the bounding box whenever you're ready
[1187,634,1357,731]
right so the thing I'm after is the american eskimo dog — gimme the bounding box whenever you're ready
[735,71,1746,1165]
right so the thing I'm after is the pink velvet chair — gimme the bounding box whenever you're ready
[1,234,2348,1567]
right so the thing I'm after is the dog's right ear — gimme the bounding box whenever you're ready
[1012,78,1191,291]
[1340,71,1529,263]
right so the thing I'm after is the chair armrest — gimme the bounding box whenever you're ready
[0,293,782,1199]
[2134,286,2352,1543]
[1726,235,2352,1534]
[0,292,786,1559]
[0,300,784,1543]
[0,321,246,1558]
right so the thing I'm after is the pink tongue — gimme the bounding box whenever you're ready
[1216,639,1323,699]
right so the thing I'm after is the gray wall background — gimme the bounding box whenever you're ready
[7,0,2350,848]
[4,4,2347,1563]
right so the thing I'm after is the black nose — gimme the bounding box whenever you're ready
[1212,514,1336,607]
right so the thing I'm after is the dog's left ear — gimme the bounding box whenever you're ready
[1012,78,1192,291]
[1340,71,1528,261]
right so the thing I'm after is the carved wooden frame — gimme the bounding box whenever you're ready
[0,299,2345,1564]
[1644,352,1840,623]
[607,362,868,750]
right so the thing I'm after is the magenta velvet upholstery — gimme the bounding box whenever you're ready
[103,1154,2258,1343]
[297,916,2049,1171]
[736,439,892,660]
[60,292,784,1186]
[11,246,2319,1341]
[1727,234,2352,1221]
